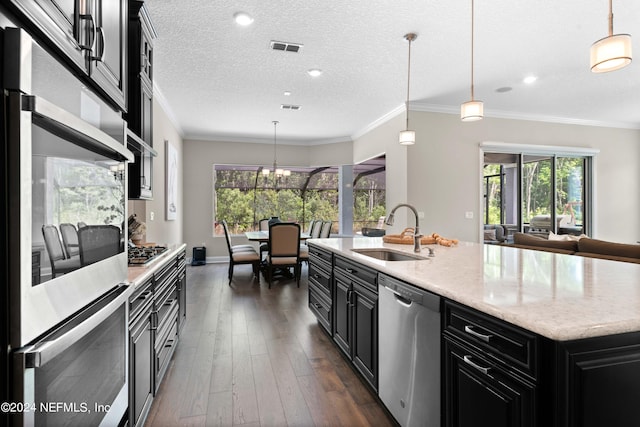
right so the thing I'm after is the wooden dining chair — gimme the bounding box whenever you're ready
[221,220,260,283]
[265,222,301,288]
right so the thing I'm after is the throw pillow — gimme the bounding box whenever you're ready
[484,229,497,241]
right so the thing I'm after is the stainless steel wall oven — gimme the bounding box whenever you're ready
[4,27,134,425]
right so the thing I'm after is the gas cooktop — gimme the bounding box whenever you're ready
[128,246,168,265]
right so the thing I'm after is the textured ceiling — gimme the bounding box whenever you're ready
[145,0,640,144]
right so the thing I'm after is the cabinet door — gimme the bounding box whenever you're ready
[130,312,153,427]
[9,0,86,70]
[90,0,127,110]
[352,284,377,389]
[559,337,640,427]
[333,276,351,357]
[445,337,535,427]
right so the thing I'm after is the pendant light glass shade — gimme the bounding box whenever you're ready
[399,33,417,145]
[591,33,632,72]
[461,0,483,122]
[591,0,632,73]
[399,129,416,145]
[461,100,484,122]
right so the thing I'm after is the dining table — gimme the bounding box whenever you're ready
[244,230,311,242]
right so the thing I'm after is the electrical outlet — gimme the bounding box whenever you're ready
[418,211,425,219]
[465,211,474,219]
[150,211,155,221]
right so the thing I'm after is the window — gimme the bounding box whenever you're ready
[482,144,595,237]
[213,157,386,236]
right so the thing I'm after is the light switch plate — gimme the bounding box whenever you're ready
[465,211,474,219]
[150,211,155,221]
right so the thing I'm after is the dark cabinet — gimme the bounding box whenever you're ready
[307,244,333,334]
[128,278,154,427]
[9,0,127,110]
[556,332,640,427]
[444,335,535,427]
[128,248,186,427]
[127,129,156,200]
[177,250,187,331]
[153,257,179,392]
[89,0,127,111]
[126,0,155,143]
[443,300,539,427]
[126,1,157,200]
[332,256,378,390]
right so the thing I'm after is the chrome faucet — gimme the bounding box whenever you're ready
[385,203,422,253]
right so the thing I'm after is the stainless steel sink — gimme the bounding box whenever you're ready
[351,248,426,261]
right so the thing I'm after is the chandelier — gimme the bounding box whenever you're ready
[262,121,290,180]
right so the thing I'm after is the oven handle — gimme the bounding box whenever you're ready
[21,94,134,162]
[15,284,133,368]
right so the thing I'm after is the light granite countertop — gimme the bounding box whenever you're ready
[127,243,186,287]
[308,237,640,342]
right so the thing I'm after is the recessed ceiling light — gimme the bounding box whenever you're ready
[523,75,537,84]
[495,86,512,93]
[283,91,291,96]
[307,69,323,77]
[233,12,254,26]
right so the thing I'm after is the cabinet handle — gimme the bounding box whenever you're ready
[464,325,493,342]
[345,267,356,274]
[90,26,105,62]
[313,303,322,309]
[463,355,491,375]
[313,274,321,279]
[78,12,96,51]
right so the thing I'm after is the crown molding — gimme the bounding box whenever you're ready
[410,101,640,130]
[184,133,352,146]
[152,81,184,136]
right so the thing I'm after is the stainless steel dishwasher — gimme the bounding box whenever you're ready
[378,273,441,427]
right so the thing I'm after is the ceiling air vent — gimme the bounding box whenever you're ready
[280,104,301,111]
[270,40,303,53]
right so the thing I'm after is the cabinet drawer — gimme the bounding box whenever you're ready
[309,287,332,333]
[444,300,538,379]
[308,244,332,265]
[334,256,377,293]
[309,262,331,296]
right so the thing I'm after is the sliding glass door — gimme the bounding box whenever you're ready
[483,149,591,238]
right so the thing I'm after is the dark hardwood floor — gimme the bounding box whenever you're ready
[145,263,395,426]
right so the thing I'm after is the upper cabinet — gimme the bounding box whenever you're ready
[8,0,128,111]
[125,0,155,146]
[126,1,157,200]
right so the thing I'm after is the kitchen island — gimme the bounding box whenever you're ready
[307,237,640,427]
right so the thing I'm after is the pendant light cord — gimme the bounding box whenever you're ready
[406,35,412,130]
[272,120,278,170]
[608,0,614,37]
[470,0,475,101]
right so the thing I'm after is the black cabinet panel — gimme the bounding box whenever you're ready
[557,333,640,427]
[352,283,377,388]
[445,335,535,427]
[9,0,127,110]
[333,276,350,356]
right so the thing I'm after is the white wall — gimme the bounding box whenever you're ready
[182,139,353,257]
[355,110,640,244]
[128,98,184,246]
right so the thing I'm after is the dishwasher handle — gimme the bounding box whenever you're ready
[387,288,412,307]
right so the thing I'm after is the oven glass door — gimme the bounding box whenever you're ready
[15,285,131,426]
